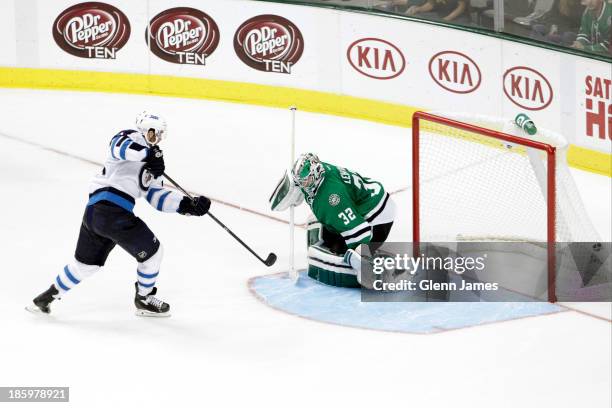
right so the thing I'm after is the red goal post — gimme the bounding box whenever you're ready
[411,111,558,302]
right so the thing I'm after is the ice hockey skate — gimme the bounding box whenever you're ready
[25,285,59,314]
[134,283,171,317]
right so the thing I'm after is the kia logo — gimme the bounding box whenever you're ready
[428,51,481,94]
[503,66,553,111]
[347,38,405,80]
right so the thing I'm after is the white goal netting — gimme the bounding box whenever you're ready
[416,112,600,244]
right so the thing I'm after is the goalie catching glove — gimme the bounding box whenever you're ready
[269,170,304,211]
[178,196,211,216]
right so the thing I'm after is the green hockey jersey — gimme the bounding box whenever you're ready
[306,162,388,249]
[576,1,611,54]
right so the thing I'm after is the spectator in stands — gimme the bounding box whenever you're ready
[610,19,612,54]
[376,0,470,24]
[530,0,583,47]
[374,0,428,14]
[406,0,471,24]
[572,0,611,54]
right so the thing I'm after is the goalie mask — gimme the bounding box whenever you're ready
[291,153,325,197]
[136,111,167,146]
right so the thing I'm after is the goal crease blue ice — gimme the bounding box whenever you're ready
[249,271,565,334]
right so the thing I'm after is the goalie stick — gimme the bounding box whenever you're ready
[163,172,277,267]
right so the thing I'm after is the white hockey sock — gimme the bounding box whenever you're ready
[137,245,163,296]
[54,260,100,296]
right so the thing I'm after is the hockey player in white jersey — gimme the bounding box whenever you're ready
[27,112,210,317]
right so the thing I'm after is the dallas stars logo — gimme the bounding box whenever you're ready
[328,194,340,206]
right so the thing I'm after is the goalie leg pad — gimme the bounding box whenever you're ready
[308,245,359,288]
[307,217,323,247]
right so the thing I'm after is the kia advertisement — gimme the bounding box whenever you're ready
[503,66,553,111]
[347,38,406,80]
[428,51,481,94]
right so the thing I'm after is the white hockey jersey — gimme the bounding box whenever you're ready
[87,129,183,213]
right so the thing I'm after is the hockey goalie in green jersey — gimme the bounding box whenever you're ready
[270,153,396,288]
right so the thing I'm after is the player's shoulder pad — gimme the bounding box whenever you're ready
[110,129,147,152]
[117,129,138,137]
[110,129,137,143]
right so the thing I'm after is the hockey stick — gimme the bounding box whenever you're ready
[162,172,277,267]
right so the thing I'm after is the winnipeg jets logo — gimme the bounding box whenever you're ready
[328,194,340,207]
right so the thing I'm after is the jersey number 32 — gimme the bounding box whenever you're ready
[338,208,356,225]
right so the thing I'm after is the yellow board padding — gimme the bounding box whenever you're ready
[567,145,612,176]
[0,67,419,127]
[0,66,609,176]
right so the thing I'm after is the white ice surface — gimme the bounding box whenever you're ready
[0,89,610,408]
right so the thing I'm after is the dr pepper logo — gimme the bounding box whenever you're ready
[347,38,405,80]
[503,66,553,111]
[428,51,481,93]
[234,15,304,74]
[146,7,220,65]
[53,2,130,59]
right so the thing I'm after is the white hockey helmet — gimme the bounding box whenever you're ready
[291,153,325,196]
[135,111,167,145]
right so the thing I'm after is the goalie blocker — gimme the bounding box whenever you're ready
[270,156,395,288]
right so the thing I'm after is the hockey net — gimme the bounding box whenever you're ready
[412,112,601,302]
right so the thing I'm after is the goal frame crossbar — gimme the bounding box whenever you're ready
[412,111,557,302]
